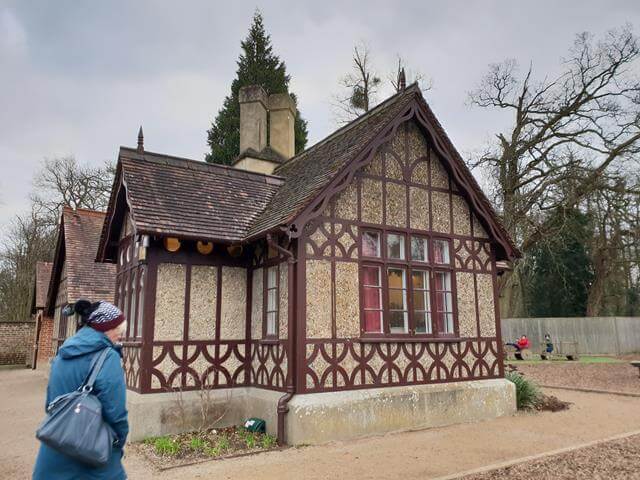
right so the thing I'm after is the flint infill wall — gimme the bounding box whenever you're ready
[0,321,35,366]
[502,317,640,355]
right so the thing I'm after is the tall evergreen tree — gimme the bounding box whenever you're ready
[206,11,308,165]
[523,208,594,317]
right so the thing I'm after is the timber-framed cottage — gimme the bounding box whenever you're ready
[97,83,520,444]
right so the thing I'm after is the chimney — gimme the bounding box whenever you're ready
[239,85,268,154]
[268,93,296,160]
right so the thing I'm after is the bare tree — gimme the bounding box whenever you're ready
[333,43,382,123]
[0,156,116,322]
[32,156,115,226]
[468,26,640,316]
[0,205,56,322]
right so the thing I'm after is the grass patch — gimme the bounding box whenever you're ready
[509,355,623,365]
[506,371,541,409]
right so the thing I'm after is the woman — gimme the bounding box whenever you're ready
[33,300,129,480]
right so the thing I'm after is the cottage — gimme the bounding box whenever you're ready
[46,207,117,355]
[97,83,520,444]
[30,261,53,369]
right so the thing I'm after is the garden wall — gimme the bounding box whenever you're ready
[502,317,640,355]
[0,321,35,366]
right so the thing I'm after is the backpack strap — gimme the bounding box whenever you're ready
[80,348,111,392]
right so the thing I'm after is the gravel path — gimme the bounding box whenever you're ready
[5,368,640,480]
[516,362,640,394]
[463,434,640,480]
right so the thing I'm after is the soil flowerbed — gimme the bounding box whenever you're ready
[135,426,280,469]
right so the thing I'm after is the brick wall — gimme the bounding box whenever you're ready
[0,321,35,366]
[36,314,54,368]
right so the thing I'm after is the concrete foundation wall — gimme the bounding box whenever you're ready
[285,379,515,445]
[127,387,281,441]
[502,317,640,355]
[127,379,515,444]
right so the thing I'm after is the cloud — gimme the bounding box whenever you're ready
[0,0,639,235]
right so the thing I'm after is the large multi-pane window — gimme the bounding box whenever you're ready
[361,230,455,336]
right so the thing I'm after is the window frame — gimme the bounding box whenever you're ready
[262,264,280,339]
[359,228,458,339]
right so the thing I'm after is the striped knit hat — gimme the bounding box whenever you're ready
[86,301,126,332]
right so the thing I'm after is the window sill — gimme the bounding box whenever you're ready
[258,339,281,345]
[121,340,143,347]
[355,336,467,344]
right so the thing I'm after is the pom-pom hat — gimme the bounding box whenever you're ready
[85,301,126,332]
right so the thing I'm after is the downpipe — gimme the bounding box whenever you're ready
[267,233,297,446]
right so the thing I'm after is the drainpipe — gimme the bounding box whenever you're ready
[266,233,296,446]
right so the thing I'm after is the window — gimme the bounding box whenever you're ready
[412,270,431,333]
[433,239,450,265]
[386,233,406,260]
[123,274,130,321]
[362,231,381,257]
[360,231,455,337]
[129,271,137,339]
[434,272,454,334]
[411,236,429,262]
[265,266,278,337]
[388,267,408,333]
[362,266,383,332]
[136,267,145,339]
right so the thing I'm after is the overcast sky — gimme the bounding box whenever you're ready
[1,1,639,234]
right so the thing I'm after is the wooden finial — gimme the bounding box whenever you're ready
[137,126,144,153]
[398,68,406,92]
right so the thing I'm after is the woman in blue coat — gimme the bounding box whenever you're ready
[33,300,129,480]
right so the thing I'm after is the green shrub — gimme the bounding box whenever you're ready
[505,371,541,409]
[153,436,180,456]
[261,434,277,449]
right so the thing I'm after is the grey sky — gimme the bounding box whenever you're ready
[1,1,639,233]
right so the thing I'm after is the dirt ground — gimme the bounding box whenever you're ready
[464,434,640,480]
[5,367,640,480]
[516,361,640,394]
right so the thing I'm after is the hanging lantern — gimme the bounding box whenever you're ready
[163,237,181,252]
[227,244,243,257]
[197,240,214,255]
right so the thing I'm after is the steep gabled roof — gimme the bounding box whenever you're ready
[46,208,116,315]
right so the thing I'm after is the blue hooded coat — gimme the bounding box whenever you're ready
[33,326,129,480]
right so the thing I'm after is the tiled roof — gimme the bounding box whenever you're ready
[47,208,116,314]
[247,86,417,237]
[34,262,52,309]
[119,148,283,243]
[62,208,116,302]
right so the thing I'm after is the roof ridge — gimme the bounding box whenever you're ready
[62,206,107,217]
[274,83,420,173]
[119,147,284,184]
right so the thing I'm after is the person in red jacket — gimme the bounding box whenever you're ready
[516,335,530,350]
